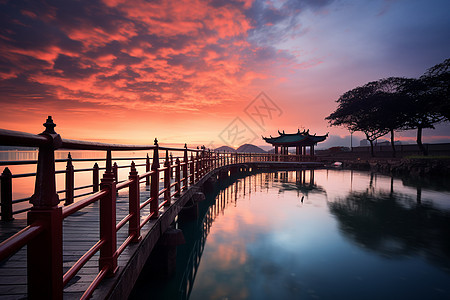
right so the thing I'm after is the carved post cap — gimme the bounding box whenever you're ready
[2,167,12,176]
[184,143,187,149]
[43,116,57,134]
[154,138,158,146]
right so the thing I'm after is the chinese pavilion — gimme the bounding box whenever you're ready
[262,129,328,158]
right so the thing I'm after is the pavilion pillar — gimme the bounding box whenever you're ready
[296,146,299,161]
[311,145,315,159]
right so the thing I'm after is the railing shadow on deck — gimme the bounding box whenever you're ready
[0,116,314,299]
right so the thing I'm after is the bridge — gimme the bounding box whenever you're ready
[0,116,323,299]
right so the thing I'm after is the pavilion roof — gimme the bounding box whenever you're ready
[262,129,328,146]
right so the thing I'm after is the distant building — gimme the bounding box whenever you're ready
[262,129,328,156]
[360,139,369,146]
[359,139,402,147]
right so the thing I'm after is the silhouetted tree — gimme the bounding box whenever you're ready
[367,77,412,157]
[326,82,390,157]
[420,58,450,121]
[401,77,446,156]
[327,59,450,157]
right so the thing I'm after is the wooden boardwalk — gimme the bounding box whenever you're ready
[0,161,324,299]
[0,185,156,299]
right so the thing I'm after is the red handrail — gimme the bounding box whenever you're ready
[62,189,108,218]
[80,266,109,300]
[0,222,44,261]
[63,239,105,286]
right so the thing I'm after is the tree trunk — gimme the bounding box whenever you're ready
[369,139,374,157]
[416,126,428,156]
[390,129,396,158]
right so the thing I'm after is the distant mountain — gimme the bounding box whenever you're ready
[214,145,236,152]
[236,144,266,153]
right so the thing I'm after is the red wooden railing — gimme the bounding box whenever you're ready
[0,116,313,299]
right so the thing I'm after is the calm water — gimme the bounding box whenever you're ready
[131,169,450,300]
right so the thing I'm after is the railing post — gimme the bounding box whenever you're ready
[1,167,13,221]
[190,153,194,185]
[175,157,181,196]
[208,149,212,172]
[164,150,170,206]
[28,116,63,299]
[204,149,208,172]
[170,153,174,179]
[201,147,205,176]
[93,162,99,192]
[128,162,141,242]
[183,144,188,191]
[99,149,118,276]
[145,153,150,186]
[113,162,118,183]
[195,151,200,181]
[65,152,74,205]
[150,138,160,218]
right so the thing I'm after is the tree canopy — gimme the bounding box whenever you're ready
[326,58,449,156]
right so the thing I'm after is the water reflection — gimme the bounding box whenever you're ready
[132,169,450,300]
[328,189,450,272]
[274,170,326,197]
[131,170,258,300]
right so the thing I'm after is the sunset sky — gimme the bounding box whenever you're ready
[1,0,449,149]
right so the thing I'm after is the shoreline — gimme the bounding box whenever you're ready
[320,157,450,178]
